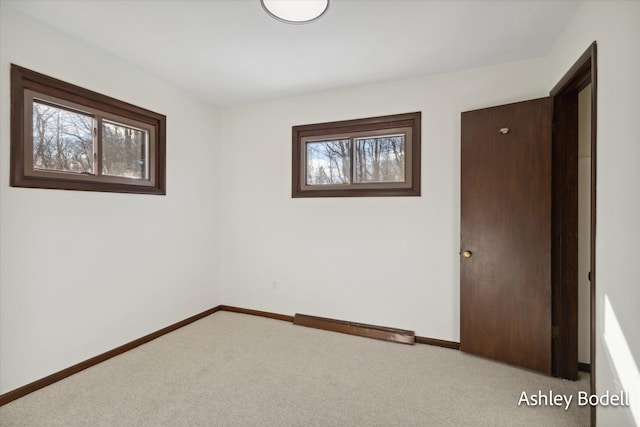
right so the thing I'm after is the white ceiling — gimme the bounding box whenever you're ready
[4,0,581,107]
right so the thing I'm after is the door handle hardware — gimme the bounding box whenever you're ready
[461,250,472,258]
[499,127,509,134]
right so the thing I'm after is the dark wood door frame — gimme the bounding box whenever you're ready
[550,41,597,422]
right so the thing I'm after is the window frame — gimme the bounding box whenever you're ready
[292,112,421,198]
[11,64,166,195]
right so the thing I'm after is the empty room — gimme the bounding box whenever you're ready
[0,1,638,426]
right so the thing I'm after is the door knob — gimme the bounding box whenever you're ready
[461,250,472,258]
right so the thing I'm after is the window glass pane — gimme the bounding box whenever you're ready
[306,139,351,185]
[102,121,149,180]
[354,135,405,183]
[32,101,94,174]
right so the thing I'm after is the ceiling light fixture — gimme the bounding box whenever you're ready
[261,0,329,24]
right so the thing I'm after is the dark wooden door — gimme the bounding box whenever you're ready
[460,97,552,374]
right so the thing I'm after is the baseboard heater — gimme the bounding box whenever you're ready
[293,313,415,345]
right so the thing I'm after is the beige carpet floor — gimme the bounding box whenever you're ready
[0,311,589,426]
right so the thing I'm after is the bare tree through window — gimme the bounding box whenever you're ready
[306,139,350,185]
[354,135,405,183]
[33,102,93,174]
[305,135,405,185]
[292,112,420,197]
[102,121,148,179]
[11,64,166,195]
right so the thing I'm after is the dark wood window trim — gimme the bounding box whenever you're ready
[10,64,166,195]
[292,112,421,198]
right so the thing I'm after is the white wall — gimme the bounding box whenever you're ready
[547,2,640,425]
[4,6,638,424]
[0,7,221,394]
[219,59,549,340]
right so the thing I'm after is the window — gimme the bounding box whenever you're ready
[292,112,421,197]
[10,64,166,195]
